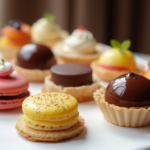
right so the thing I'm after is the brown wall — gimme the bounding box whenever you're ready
[0,0,150,54]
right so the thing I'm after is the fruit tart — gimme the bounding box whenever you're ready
[0,20,31,61]
[91,39,144,82]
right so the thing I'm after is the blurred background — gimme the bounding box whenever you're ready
[0,0,150,54]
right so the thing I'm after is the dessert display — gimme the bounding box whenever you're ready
[15,92,85,142]
[93,72,150,127]
[91,40,144,82]
[31,13,69,48]
[14,43,56,82]
[42,63,100,102]
[143,61,150,79]
[52,26,104,66]
[0,59,30,110]
[0,20,31,61]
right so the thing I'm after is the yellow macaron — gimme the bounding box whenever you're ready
[22,92,79,131]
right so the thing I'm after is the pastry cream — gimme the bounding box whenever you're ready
[98,48,136,70]
[22,92,79,131]
[31,18,61,40]
[62,27,96,54]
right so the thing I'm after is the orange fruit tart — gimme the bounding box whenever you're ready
[0,20,31,61]
[91,39,144,82]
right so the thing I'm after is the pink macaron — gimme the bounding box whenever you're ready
[0,60,30,110]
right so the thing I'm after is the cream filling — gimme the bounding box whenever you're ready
[31,18,61,40]
[62,29,96,54]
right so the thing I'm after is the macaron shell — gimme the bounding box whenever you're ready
[0,91,30,110]
[22,92,78,121]
[23,112,79,131]
[0,74,29,96]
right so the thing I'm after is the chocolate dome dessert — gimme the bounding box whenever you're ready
[17,43,55,70]
[15,43,56,82]
[105,72,150,107]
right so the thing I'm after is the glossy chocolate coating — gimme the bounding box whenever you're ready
[51,63,93,87]
[0,91,28,100]
[105,72,150,107]
[17,43,56,69]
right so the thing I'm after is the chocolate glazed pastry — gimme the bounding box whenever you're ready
[17,43,56,70]
[105,72,150,107]
[51,63,93,87]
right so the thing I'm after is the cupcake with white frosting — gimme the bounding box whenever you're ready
[53,26,104,66]
[31,13,69,48]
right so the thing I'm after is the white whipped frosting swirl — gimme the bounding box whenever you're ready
[32,18,61,40]
[0,61,12,71]
[62,28,96,54]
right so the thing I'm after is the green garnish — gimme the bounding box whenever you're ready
[43,13,55,22]
[1,58,5,65]
[110,39,131,54]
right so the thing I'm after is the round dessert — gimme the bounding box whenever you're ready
[15,43,56,82]
[93,72,150,127]
[15,92,85,142]
[143,61,150,80]
[0,59,30,110]
[0,20,31,61]
[42,63,100,102]
[52,26,104,66]
[91,39,144,82]
[0,59,14,77]
[31,13,69,48]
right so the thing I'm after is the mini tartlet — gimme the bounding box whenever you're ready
[0,20,31,61]
[91,40,144,82]
[42,63,100,102]
[15,92,85,142]
[93,72,150,127]
[0,59,30,110]
[31,13,69,48]
[52,26,104,66]
[14,43,56,82]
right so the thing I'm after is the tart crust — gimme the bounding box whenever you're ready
[93,87,150,127]
[32,30,69,48]
[52,41,104,66]
[91,60,145,82]
[0,44,20,61]
[15,115,85,142]
[15,64,50,82]
[42,75,100,102]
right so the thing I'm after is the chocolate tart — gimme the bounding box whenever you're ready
[52,41,104,66]
[93,72,150,127]
[14,43,56,82]
[42,63,100,102]
[91,60,144,82]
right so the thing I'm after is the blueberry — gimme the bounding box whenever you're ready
[12,21,21,29]
[8,20,14,26]
[8,20,21,30]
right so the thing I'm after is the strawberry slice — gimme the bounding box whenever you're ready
[99,64,129,71]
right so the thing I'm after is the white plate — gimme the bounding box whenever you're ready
[0,54,150,150]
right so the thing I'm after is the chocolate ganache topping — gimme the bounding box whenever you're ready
[51,63,93,87]
[105,72,150,107]
[17,43,55,69]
